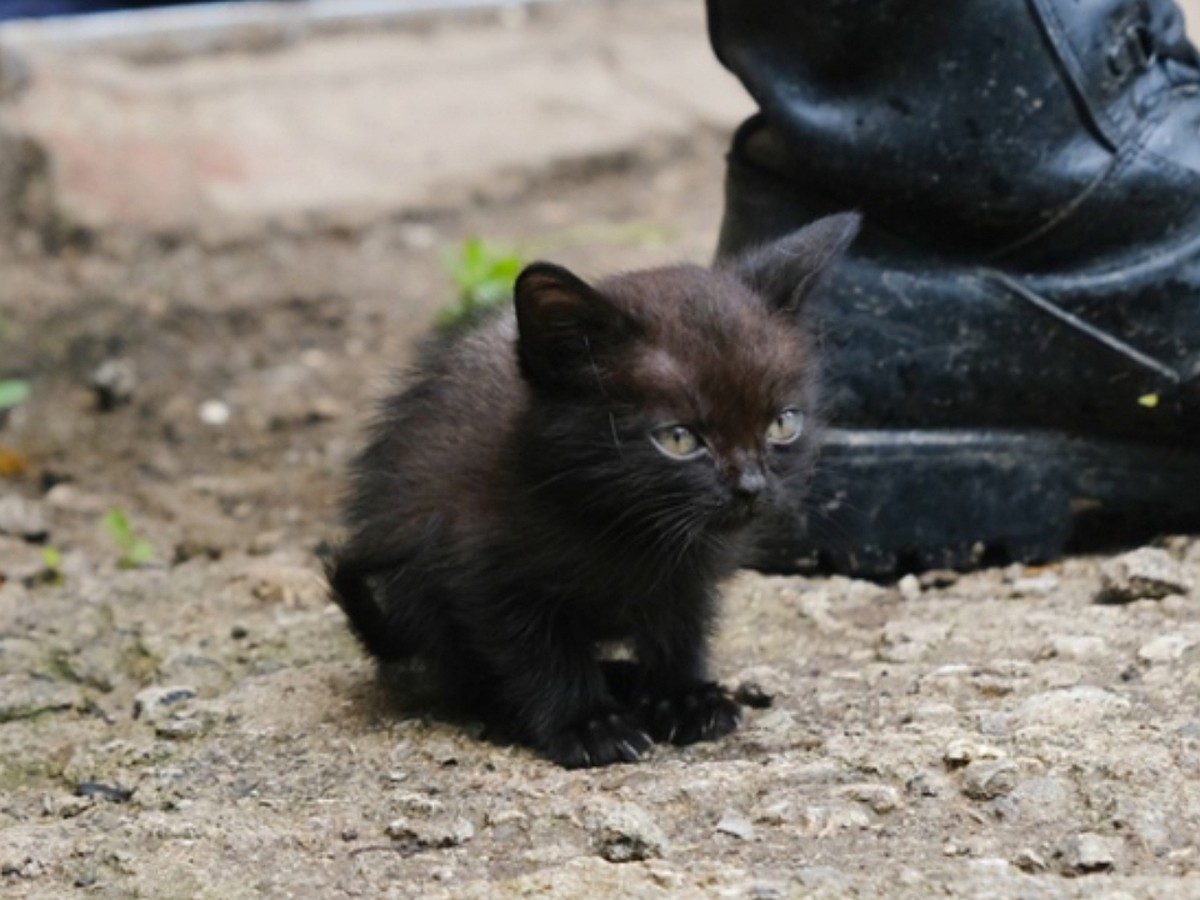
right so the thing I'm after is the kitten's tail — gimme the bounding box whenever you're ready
[325,553,412,662]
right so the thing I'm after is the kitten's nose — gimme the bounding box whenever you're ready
[734,464,767,499]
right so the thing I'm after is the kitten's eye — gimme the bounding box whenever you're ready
[650,424,703,459]
[766,408,804,445]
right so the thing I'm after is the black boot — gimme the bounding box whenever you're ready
[709,0,1200,575]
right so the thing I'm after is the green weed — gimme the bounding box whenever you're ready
[103,508,155,569]
[436,237,524,331]
[41,545,65,585]
[0,379,30,411]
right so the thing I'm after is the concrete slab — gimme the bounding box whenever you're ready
[0,0,753,230]
[5,0,1200,233]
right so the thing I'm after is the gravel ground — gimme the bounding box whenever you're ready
[2,9,1200,898]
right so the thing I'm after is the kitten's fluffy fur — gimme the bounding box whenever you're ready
[329,214,858,768]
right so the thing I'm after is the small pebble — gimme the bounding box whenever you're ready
[918,569,959,589]
[1009,572,1059,596]
[943,739,1005,767]
[715,810,755,840]
[385,816,474,850]
[586,801,667,863]
[1137,633,1194,664]
[132,685,197,721]
[0,494,48,541]
[90,358,137,410]
[961,760,1018,800]
[836,783,902,814]
[897,574,921,600]
[199,400,231,426]
[1055,832,1119,875]
[1012,848,1048,872]
[74,782,133,803]
[1097,547,1191,604]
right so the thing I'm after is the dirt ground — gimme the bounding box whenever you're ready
[3,10,1200,900]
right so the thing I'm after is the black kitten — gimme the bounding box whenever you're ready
[328,213,858,768]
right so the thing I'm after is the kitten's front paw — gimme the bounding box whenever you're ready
[637,682,743,746]
[542,711,653,769]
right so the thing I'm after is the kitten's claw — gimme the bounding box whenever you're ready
[637,682,742,746]
[543,711,653,769]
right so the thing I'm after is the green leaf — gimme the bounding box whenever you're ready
[104,507,155,568]
[437,237,525,330]
[0,380,30,411]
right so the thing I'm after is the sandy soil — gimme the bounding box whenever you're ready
[2,49,1200,900]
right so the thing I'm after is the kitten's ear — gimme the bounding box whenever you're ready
[722,212,861,315]
[514,262,635,390]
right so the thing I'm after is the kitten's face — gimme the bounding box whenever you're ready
[597,265,819,534]
[513,213,859,548]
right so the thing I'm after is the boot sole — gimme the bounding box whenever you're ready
[750,429,1200,578]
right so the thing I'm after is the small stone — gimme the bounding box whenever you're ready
[154,717,207,740]
[1055,832,1120,875]
[795,804,870,837]
[74,782,133,803]
[486,808,527,827]
[1042,634,1109,661]
[1012,848,1048,872]
[1017,686,1131,728]
[961,760,1018,800]
[905,773,945,798]
[897,574,921,600]
[586,801,667,863]
[715,810,755,840]
[391,791,445,817]
[943,739,1005,767]
[918,569,959,589]
[1097,547,1191,604]
[1009,572,1060,596]
[198,399,231,426]
[133,685,197,721]
[90,358,137,411]
[836,783,902,814]
[752,799,792,826]
[0,493,48,541]
[1137,633,1195,664]
[384,816,473,850]
[447,818,475,846]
